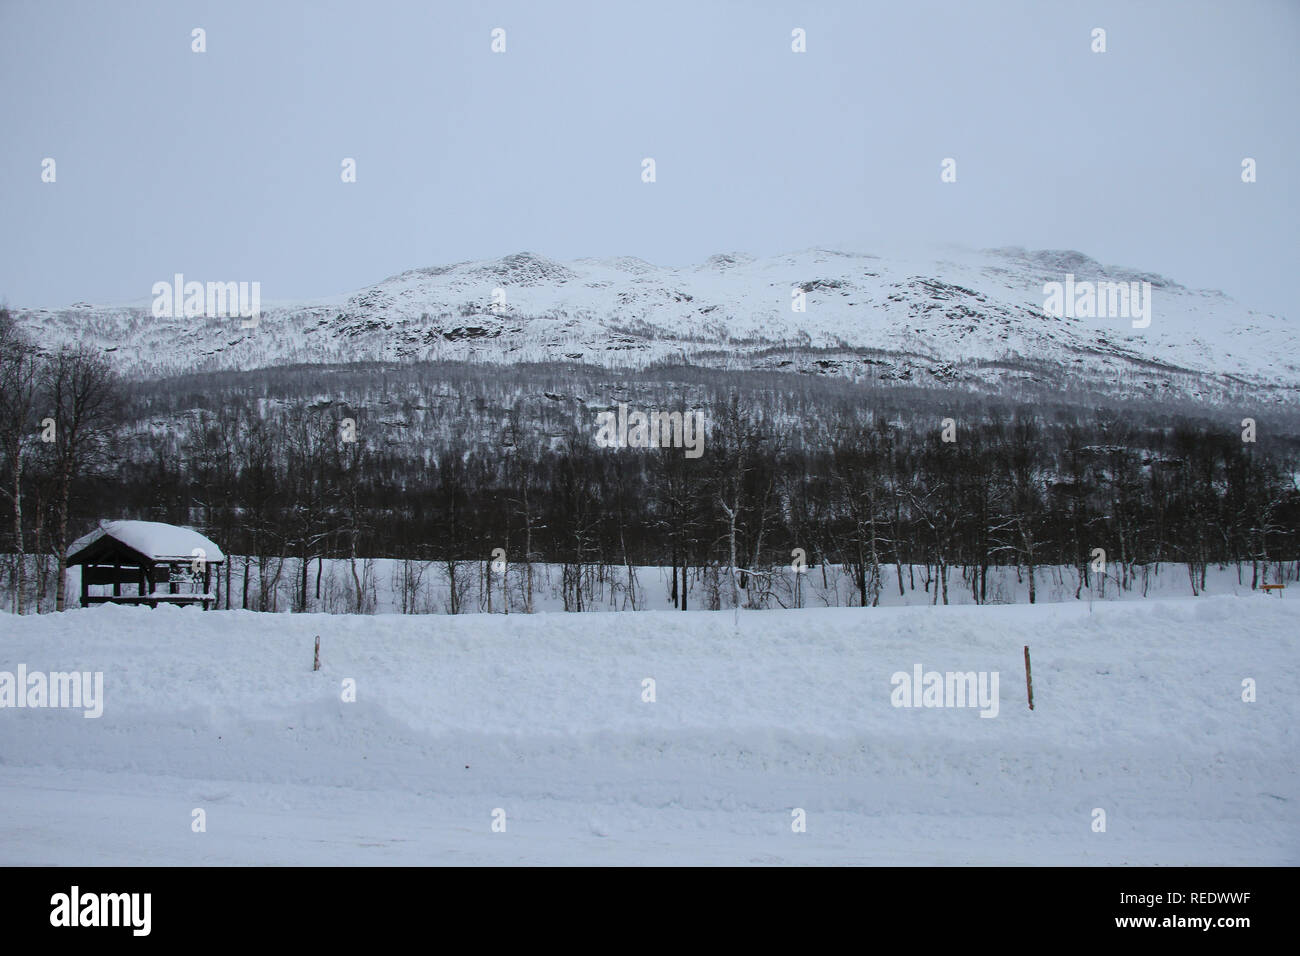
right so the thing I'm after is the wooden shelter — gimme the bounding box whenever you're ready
[67,521,225,610]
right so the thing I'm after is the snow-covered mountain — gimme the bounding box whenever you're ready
[15,247,1299,403]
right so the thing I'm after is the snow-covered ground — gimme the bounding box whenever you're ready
[1,594,1294,865]
[47,556,1298,616]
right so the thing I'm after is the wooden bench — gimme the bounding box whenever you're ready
[83,594,216,610]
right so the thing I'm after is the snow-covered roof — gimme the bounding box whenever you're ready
[68,520,225,563]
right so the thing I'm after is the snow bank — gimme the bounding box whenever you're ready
[0,597,1295,864]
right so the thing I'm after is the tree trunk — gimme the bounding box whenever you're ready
[11,460,23,615]
[33,497,46,613]
[727,501,740,611]
[350,552,363,614]
[54,470,71,612]
[670,546,678,609]
[299,552,309,612]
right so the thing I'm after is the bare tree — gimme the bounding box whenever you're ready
[285,409,335,612]
[333,423,370,614]
[41,345,117,612]
[0,310,41,613]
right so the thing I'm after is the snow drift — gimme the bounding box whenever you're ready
[0,596,1295,865]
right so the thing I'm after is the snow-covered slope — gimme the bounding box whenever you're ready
[0,596,1294,865]
[14,247,1299,402]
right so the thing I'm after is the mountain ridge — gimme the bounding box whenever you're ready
[13,246,1297,404]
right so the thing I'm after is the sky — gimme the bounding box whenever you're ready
[1,0,1296,316]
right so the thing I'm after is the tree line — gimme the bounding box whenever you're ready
[3,308,1298,613]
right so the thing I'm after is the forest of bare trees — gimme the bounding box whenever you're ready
[2,307,1298,614]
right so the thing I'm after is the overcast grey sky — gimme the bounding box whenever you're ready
[1,0,1296,315]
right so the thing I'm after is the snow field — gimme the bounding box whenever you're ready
[0,596,1295,864]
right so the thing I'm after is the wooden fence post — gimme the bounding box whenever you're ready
[1024,645,1034,711]
[313,635,321,672]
